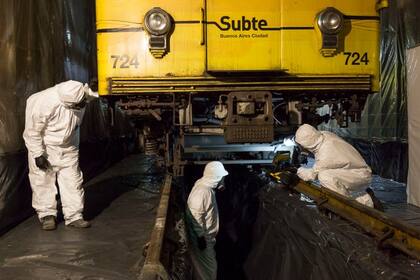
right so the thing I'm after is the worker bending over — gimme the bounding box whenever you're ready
[187,161,228,280]
[295,124,382,210]
[23,80,97,230]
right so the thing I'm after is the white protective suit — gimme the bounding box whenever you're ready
[187,161,228,280]
[23,80,88,224]
[295,124,374,207]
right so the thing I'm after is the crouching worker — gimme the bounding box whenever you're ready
[186,161,228,280]
[295,124,383,211]
[23,80,97,230]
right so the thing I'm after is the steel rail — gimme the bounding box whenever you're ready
[139,174,172,280]
[293,180,420,260]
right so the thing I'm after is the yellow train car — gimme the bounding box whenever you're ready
[96,0,387,172]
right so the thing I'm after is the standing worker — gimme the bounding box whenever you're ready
[23,80,97,230]
[295,124,383,210]
[187,161,228,280]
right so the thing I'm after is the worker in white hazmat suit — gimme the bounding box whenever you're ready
[187,161,228,280]
[23,80,98,230]
[295,124,383,209]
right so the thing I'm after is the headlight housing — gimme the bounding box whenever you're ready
[144,8,171,36]
[317,7,344,35]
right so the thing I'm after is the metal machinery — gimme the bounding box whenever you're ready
[96,0,387,175]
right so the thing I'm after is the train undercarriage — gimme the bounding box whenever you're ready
[108,75,370,176]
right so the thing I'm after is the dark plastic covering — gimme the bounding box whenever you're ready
[192,166,420,279]
[400,0,420,50]
[0,0,134,234]
[0,154,162,280]
[347,138,408,182]
[244,182,420,280]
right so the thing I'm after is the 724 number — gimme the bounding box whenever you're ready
[344,52,369,65]
[111,55,139,69]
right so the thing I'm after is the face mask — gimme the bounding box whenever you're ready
[68,98,87,110]
[216,177,226,191]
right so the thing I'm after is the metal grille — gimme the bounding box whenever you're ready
[225,125,274,143]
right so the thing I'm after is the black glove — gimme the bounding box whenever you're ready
[297,152,308,165]
[280,171,300,187]
[197,236,207,250]
[35,155,51,171]
[285,166,298,174]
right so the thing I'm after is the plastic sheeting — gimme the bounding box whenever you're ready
[244,183,420,280]
[182,166,420,279]
[318,0,408,140]
[400,0,420,50]
[407,45,420,207]
[0,0,134,234]
[0,153,33,235]
[311,0,415,183]
[0,154,162,280]
[346,138,408,182]
[0,0,66,234]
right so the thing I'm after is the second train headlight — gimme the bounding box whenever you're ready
[317,7,344,34]
[144,8,171,36]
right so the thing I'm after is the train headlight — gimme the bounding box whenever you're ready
[317,8,344,35]
[144,8,172,58]
[317,7,344,57]
[144,8,171,36]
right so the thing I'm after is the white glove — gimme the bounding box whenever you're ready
[297,167,317,181]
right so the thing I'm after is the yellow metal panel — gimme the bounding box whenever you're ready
[280,0,380,91]
[96,0,205,95]
[96,0,381,94]
[206,0,282,71]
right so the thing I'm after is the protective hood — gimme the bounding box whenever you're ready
[57,80,86,106]
[201,161,229,188]
[295,124,324,152]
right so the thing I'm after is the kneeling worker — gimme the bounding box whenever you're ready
[187,161,228,280]
[295,124,383,210]
[23,80,97,230]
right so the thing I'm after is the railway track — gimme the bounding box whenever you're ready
[292,180,420,260]
[138,172,420,279]
[139,174,172,280]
